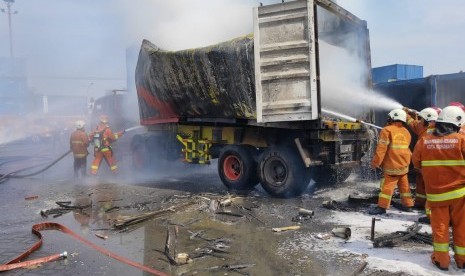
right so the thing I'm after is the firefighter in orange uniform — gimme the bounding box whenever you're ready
[412,105,465,271]
[369,108,414,215]
[89,115,123,175]
[70,120,90,178]
[403,107,439,223]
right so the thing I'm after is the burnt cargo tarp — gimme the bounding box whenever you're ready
[135,36,256,125]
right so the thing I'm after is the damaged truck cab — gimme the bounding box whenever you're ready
[133,0,374,197]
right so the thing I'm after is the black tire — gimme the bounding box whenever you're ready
[311,165,352,185]
[258,145,310,197]
[218,145,259,190]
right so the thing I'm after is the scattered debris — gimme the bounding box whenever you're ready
[351,261,368,276]
[182,263,255,275]
[371,217,381,241]
[331,227,351,239]
[95,233,108,240]
[215,211,244,217]
[272,225,301,232]
[373,223,432,247]
[24,195,38,200]
[113,201,194,229]
[292,207,314,223]
[315,233,332,240]
[55,201,91,210]
[174,253,192,265]
[321,199,353,211]
[298,208,314,216]
[164,225,178,265]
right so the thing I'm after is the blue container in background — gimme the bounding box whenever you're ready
[372,64,423,84]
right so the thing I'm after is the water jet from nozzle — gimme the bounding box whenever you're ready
[321,108,382,130]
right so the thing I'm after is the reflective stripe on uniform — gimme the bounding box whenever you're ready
[389,145,409,149]
[71,141,83,144]
[427,186,465,202]
[101,148,110,152]
[110,165,118,171]
[421,160,465,166]
[91,165,98,170]
[455,245,465,256]
[416,193,426,199]
[115,134,120,139]
[433,242,449,252]
[400,192,412,198]
[74,154,86,158]
[383,167,409,174]
[379,192,391,200]
[425,208,431,215]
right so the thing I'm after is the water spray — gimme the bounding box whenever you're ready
[321,108,382,130]
[123,125,144,133]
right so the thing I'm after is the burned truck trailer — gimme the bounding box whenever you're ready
[133,0,374,197]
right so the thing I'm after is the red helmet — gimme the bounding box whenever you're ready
[449,102,465,112]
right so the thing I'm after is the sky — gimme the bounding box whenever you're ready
[0,0,464,98]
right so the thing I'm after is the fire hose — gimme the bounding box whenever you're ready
[0,222,169,275]
[0,125,143,184]
[0,150,72,183]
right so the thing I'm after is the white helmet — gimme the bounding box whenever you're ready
[388,108,407,123]
[436,106,465,127]
[75,120,85,129]
[419,107,438,122]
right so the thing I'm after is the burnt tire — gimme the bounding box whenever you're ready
[311,165,352,185]
[218,145,259,190]
[259,145,310,198]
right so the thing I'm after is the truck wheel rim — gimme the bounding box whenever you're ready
[223,155,242,181]
[264,158,287,186]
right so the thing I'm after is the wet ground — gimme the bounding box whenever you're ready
[0,138,436,276]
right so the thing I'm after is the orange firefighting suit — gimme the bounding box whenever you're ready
[70,129,89,178]
[413,132,465,269]
[371,122,413,209]
[406,113,435,211]
[89,123,123,175]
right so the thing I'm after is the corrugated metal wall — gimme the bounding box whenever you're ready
[435,73,465,107]
[372,64,423,84]
[373,78,432,127]
[373,72,465,127]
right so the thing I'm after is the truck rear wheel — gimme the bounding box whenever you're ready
[218,145,259,190]
[311,165,352,185]
[259,145,310,197]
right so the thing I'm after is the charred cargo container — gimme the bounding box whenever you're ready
[133,0,376,197]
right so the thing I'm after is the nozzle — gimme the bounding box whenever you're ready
[403,107,418,114]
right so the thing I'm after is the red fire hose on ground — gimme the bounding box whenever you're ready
[0,222,169,276]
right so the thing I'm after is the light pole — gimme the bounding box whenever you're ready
[86,82,95,126]
[1,0,18,57]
